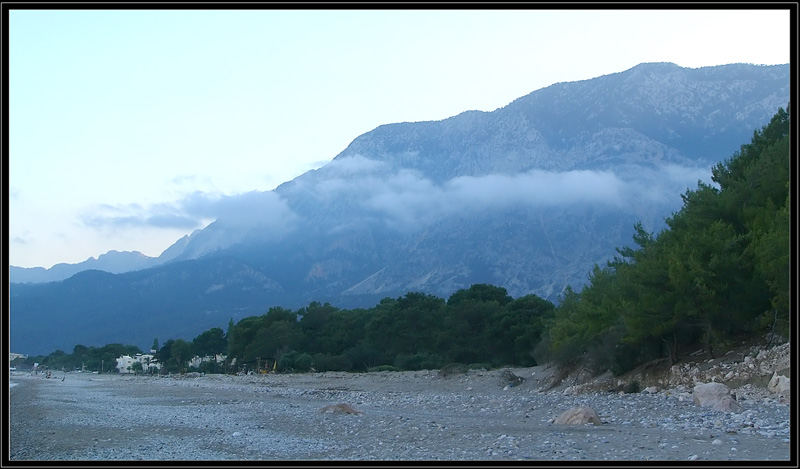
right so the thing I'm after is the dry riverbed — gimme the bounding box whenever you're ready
[8,357,792,462]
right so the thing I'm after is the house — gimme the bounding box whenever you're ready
[116,353,160,374]
[187,354,226,369]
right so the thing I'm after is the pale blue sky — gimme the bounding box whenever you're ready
[8,8,791,268]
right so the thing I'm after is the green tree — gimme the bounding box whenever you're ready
[447,284,513,308]
[243,321,304,369]
[192,327,226,358]
[488,294,555,366]
[318,308,370,356]
[298,301,339,355]
[130,361,144,375]
[170,339,192,374]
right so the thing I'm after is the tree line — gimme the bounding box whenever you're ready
[536,104,790,374]
[14,105,790,377]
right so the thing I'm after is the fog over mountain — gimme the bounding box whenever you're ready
[10,62,790,355]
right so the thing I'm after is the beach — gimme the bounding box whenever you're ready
[8,362,792,462]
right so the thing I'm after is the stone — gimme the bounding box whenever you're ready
[767,372,790,394]
[501,370,525,388]
[693,382,731,407]
[643,386,660,394]
[712,396,743,413]
[320,403,364,415]
[554,406,602,425]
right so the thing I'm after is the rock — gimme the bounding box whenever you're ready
[500,370,525,388]
[643,386,660,394]
[554,406,602,425]
[712,396,743,413]
[693,382,731,407]
[320,403,364,415]
[767,372,790,394]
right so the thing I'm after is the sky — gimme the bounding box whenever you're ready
[7,8,791,269]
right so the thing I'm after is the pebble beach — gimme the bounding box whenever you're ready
[8,362,792,462]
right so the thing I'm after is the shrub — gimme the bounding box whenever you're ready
[624,380,641,394]
[368,365,400,372]
[279,351,314,373]
[313,353,353,372]
[394,353,435,371]
[438,363,468,378]
[468,362,492,371]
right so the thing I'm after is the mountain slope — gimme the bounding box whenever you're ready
[10,250,166,284]
[9,62,791,356]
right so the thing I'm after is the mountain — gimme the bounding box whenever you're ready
[9,232,197,284]
[9,62,790,356]
[10,250,162,284]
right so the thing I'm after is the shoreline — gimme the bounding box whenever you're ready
[8,367,791,461]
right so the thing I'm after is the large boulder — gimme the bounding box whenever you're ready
[767,372,790,394]
[554,406,602,425]
[693,382,731,408]
[712,396,743,413]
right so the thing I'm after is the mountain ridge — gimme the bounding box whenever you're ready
[9,62,791,356]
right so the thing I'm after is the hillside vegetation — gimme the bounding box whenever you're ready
[18,105,790,377]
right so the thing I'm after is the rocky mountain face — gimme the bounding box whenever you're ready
[9,62,790,356]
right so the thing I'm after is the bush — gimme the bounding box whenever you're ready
[419,354,445,371]
[313,353,353,372]
[394,353,442,371]
[438,363,468,378]
[197,360,222,374]
[368,365,400,372]
[279,351,313,373]
[468,362,492,371]
[624,380,641,394]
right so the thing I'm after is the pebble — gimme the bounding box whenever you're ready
[8,367,792,461]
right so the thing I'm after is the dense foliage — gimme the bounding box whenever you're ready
[535,105,791,374]
[11,343,143,373]
[222,286,556,373]
[18,106,789,377]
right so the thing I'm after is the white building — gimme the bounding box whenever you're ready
[116,353,160,374]
[187,354,226,370]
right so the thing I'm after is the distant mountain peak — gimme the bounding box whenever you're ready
[10,62,790,355]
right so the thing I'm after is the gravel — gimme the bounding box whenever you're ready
[9,367,792,461]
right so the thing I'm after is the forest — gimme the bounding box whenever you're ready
[15,105,790,378]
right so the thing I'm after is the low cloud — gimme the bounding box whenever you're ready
[79,155,712,240]
[180,190,300,229]
[80,190,300,234]
[305,155,711,231]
